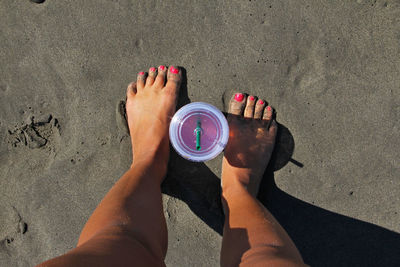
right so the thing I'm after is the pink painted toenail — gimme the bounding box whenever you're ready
[159,65,165,71]
[234,93,244,102]
[267,106,272,111]
[170,66,179,74]
[258,100,264,105]
[150,67,156,72]
[249,96,255,101]
[138,71,145,75]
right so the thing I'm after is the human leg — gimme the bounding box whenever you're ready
[220,93,306,267]
[36,66,181,267]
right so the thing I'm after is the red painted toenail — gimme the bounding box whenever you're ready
[234,93,244,102]
[159,65,165,71]
[258,100,264,105]
[150,67,156,72]
[170,66,179,74]
[267,106,272,111]
[249,96,255,101]
[138,71,145,75]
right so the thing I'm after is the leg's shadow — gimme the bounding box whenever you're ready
[162,67,400,266]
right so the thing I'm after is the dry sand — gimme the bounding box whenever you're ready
[1,0,399,266]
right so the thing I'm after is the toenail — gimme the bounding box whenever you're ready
[267,106,272,111]
[159,65,165,71]
[249,96,255,101]
[170,66,179,74]
[234,93,244,102]
[138,71,145,75]
[258,100,264,105]
[150,67,156,72]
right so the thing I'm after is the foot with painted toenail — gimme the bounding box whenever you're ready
[222,92,277,196]
[126,65,182,176]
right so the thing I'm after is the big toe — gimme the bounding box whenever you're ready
[229,93,246,115]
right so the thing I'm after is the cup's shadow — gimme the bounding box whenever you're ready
[161,67,400,266]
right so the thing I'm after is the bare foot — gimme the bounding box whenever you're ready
[222,93,278,197]
[125,65,181,175]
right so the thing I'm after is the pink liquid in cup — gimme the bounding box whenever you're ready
[170,102,229,162]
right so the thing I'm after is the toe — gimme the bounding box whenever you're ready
[164,65,182,94]
[263,105,274,128]
[228,93,246,115]
[137,71,146,90]
[263,105,273,120]
[126,82,137,97]
[154,65,167,87]
[244,95,256,118]
[254,99,266,119]
[146,67,157,86]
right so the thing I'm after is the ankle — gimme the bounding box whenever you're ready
[221,175,248,197]
[130,153,168,178]
[132,132,170,160]
[222,165,250,187]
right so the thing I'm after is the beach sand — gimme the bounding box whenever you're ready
[0,0,399,266]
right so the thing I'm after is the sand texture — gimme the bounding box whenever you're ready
[1,0,399,266]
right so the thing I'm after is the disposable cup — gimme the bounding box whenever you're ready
[169,102,229,162]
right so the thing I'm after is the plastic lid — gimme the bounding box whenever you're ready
[169,102,229,162]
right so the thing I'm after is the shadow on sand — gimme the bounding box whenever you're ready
[161,67,400,266]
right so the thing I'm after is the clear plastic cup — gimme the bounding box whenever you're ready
[169,102,229,162]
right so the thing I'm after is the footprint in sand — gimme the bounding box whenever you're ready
[7,114,60,150]
[0,206,28,248]
[116,100,130,137]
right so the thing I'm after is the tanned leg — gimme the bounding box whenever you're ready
[36,65,182,267]
[220,93,306,267]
